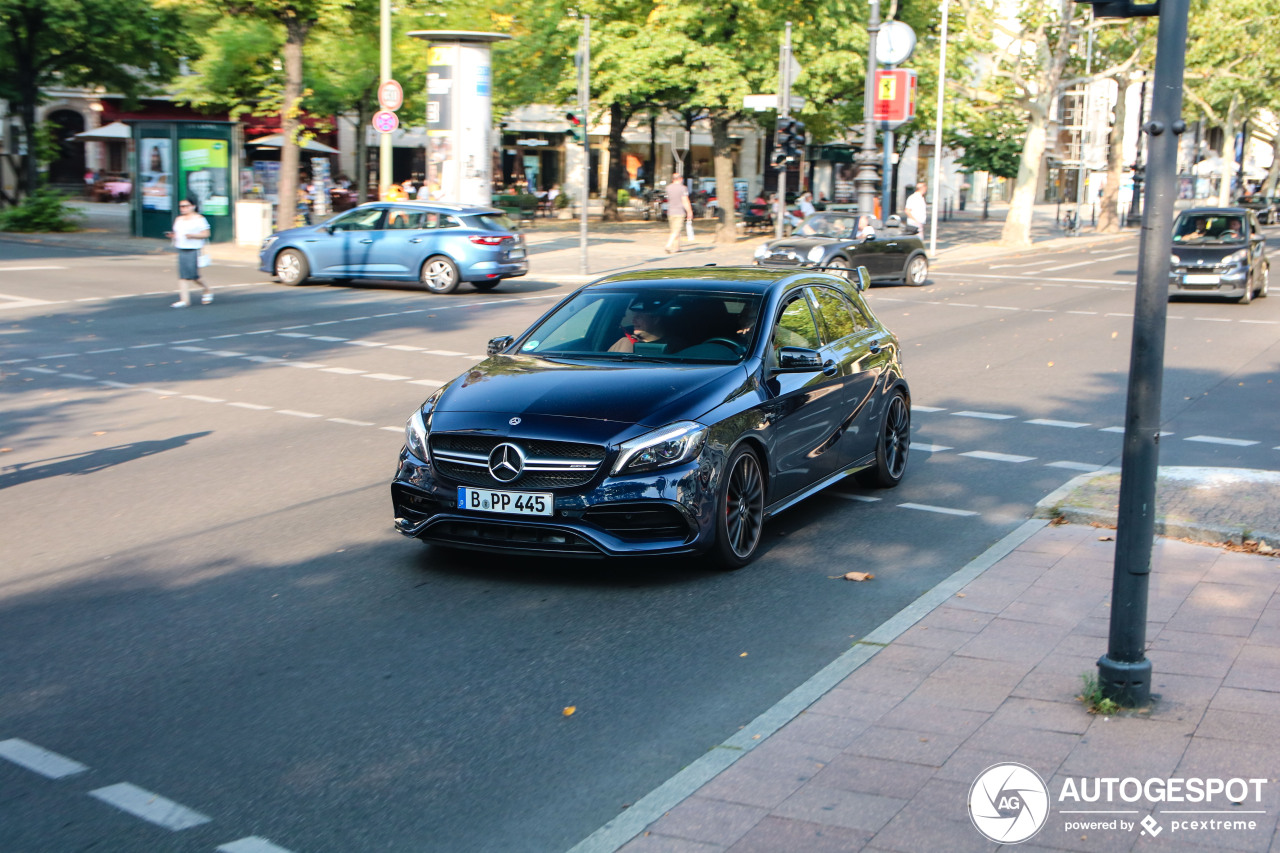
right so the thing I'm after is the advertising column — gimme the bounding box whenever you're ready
[409,31,511,205]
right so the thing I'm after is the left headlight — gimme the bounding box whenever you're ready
[753,244,770,259]
[807,245,826,263]
[405,408,430,461]
[612,421,708,476]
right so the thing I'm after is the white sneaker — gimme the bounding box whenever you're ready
[171,301,189,308]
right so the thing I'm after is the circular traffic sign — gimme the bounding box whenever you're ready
[372,110,400,134]
[378,79,404,111]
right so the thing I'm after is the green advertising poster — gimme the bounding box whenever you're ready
[179,139,230,216]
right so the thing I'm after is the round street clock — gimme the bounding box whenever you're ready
[876,20,917,66]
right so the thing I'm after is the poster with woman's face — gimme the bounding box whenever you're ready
[178,139,230,216]
[140,139,172,211]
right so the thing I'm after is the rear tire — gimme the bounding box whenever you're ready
[421,256,461,294]
[857,390,910,488]
[472,280,501,292]
[275,249,309,286]
[713,445,766,570]
[904,254,929,286]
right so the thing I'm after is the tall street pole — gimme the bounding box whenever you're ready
[775,22,792,240]
[579,14,590,275]
[379,0,392,200]
[857,0,881,218]
[1098,0,1191,707]
[928,0,949,257]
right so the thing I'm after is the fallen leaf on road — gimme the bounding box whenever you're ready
[739,652,748,657]
[562,706,576,717]
[843,571,874,582]
[0,447,11,453]
[93,431,106,436]
[1098,535,1114,541]
[955,593,966,598]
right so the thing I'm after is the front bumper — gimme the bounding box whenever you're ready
[1168,266,1249,297]
[391,449,715,558]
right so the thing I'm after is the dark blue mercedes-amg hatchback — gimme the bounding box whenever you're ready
[391,266,910,568]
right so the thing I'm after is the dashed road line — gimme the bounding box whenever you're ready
[321,366,366,374]
[898,502,980,516]
[960,450,1036,463]
[1025,419,1089,429]
[363,372,411,381]
[952,411,1016,420]
[277,409,322,419]
[909,443,952,452]
[228,401,272,410]
[1185,435,1260,447]
[0,738,88,779]
[217,837,297,853]
[1047,461,1119,473]
[328,417,375,427]
[89,782,212,831]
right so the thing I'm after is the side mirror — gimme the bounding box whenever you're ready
[776,346,822,372]
[853,266,870,292]
[486,335,516,356]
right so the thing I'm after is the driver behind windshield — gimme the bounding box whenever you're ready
[609,308,667,353]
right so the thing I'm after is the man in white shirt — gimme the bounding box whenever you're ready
[905,181,928,235]
[797,192,816,220]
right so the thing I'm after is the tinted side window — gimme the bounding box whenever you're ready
[387,209,425,229]
[776,293,821,349]
[330,208,384,231]
[438,215,463,229]
[811,287,866,342]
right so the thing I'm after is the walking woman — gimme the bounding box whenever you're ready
[166,199,212,308]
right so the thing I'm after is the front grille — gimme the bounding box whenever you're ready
[583,504,692,541]
[392,484,444,523]
[429,433,606,490]
[426,519,601,554]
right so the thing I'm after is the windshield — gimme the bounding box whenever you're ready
[518,288,762,364]
[796,214,858,238]
[1172,213,1246,245]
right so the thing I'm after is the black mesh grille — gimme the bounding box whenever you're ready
[429,433,606,490]
[427,519,601,554]
[583,504,692,541]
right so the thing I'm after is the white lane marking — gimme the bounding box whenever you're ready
[1104,312,1133,317]
[1025,418,1090,429]
[909,443,952,452]
[217,837,297,853]
[170,338,205,344]
[952,411,1015,420]
[138,387,179,395]
[1066,310,1098,316]
[363,372,411,381]
[423,349,466,356]
[931,271,1129,286]
[328,418,374,427]
[276,332,312,338]
[1046,461,1118,473]
[210,333,243,339]
[129,343,163,349]
[1,358,30,364]
[380,426,403,432]
[1240,319,1280,325]
[312,320,340,326]
[0,738,88,779]
[408,379,445,387]
[228,402,272,410]
[1099,426,1125,433]
[1039,259,1101,272]
[384,344,424,352]
[345,340,385,347]
[321,367,365,375]
[89,782,212,831]
[960,450,1036,463]
[171,346,209,352]
[23,366,58,374]
[911,405,945,413]
[344,316,372,322]
[833,493,880,502]
[85,347,124,353]
[60,373,94,381]
[1193,317,1231,323]
[282,361,323,369]
[311,336,347,342]
[243,355,286,363]
[985,305,1021,311]
[0,265,67,271]
[278,325,309,330]
[245,329,278,335]
[277,409,322,418]
[39,353,78,358]
[182,395,225,403]
[1185,435,1260,447]
[898,502,980,516]
[206,350,246,357]
[99,380,134,389]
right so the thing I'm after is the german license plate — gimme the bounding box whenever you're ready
[507,248,525,259]
[457,486,552,516]
[1184,274,1219,285]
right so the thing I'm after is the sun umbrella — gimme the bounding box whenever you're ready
[247,133,339,154]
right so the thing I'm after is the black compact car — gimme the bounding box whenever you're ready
[754,212,930,286]
[1236,195,1279,225]
[1169,207,1269,304]
[391,266,911,568]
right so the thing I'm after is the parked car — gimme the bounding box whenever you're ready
[391,266,911,568]
[1236,194,1279,225]
[1169,207,1269,304]
[258,201,528,294]
[753,212,930,286]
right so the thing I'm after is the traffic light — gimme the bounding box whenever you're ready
[565,112,584,143]
[785,120,806,160]
[772,117,791,167]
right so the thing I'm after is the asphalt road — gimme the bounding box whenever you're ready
[1,233,1277,853]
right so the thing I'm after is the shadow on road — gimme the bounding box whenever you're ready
[0,431,211,490]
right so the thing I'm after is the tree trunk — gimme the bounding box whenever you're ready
[1097,76,1128,233]
[711,116,738,243]
[1216,94,1240,207]
[276,15,311,232]
[602,102,627,222]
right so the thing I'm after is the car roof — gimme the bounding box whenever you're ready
[586,266,839,294]
[358,201,505,216]
[1176,207,1250,217]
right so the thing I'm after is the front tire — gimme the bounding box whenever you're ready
[858,390,910,487]
[1239,276,1254,304]
[904,254,929,286]
[714,445,766,570]
[275,249,310,285]
[1258,265,1269,298]
[421,256,461,294]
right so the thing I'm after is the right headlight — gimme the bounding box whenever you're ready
[753,244,770,259]
[612,421,707,476]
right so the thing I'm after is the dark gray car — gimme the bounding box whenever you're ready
[1169,207,1269,304]
[753,212,929,286]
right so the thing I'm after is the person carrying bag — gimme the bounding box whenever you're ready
[166,199,213,308]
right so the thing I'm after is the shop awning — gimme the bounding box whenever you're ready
[248,133,340,154]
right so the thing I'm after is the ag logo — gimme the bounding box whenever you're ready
[969,762,1050,844]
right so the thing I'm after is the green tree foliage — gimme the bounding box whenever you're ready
[0,0,192,202]
[946,105,1025,180]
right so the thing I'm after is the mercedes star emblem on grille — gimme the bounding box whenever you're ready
[488,442,525,482]
[509,417,521,425]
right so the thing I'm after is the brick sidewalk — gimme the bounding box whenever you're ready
[573,521,1280,853]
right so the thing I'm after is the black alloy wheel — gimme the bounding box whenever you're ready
[858,390,910,487]
[714,445,765,569]
[904,255,929,286]
[421,255,461,294]
[275,249,310,285]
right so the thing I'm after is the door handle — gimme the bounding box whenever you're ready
[409,237,424,243]
[868,340,882,355]
[359,238,374,244]
[822,359,838,376]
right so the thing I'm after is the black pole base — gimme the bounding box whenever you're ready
[1097,655,1152,706]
